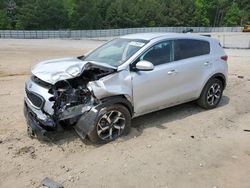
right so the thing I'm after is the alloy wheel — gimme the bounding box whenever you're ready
[97,110,126,141]
[207,83,222,106]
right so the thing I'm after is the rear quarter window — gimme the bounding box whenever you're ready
[174,39,210,61]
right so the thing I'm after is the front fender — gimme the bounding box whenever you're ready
[87,70,133,103]
[74,96,133,139]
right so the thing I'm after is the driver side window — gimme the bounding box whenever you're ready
[140,41,173,66]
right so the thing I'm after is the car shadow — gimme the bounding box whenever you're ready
[43,96,230,146]
[122,95,230,141]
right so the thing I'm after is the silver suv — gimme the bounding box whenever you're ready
[24,33,228,143]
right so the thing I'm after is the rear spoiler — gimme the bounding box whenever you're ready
[201,34,211,37]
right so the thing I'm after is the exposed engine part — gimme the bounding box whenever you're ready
[45,65,115,126]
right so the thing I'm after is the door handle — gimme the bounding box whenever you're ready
[204,61,211,66]
[168,69,177,75]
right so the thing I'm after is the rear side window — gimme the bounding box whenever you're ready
[174,39,210,61]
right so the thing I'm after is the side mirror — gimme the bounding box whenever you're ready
[135,60,154,71]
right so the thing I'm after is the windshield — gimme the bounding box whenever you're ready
[83,38,148,67]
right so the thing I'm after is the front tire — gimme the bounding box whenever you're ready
[197,78,223,109]
[88,104,131,144]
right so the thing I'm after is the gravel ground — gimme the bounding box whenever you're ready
[0,39,250,188]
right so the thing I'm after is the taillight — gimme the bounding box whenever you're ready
[221,55,228,61]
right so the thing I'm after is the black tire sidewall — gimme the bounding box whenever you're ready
[88,104,131,144]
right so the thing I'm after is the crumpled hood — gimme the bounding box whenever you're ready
[31,57,116,84]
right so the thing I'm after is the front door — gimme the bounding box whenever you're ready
[131,40,178,115]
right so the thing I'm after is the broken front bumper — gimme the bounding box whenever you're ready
[24,101,56,140]
[24,99,99,141]
[23,77,102,141]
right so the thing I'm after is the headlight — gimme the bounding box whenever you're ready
[66,66,81,77]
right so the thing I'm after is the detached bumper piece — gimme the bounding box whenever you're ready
[41,177,64,188]
[24,102,56,141]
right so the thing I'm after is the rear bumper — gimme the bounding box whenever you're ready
[23,101,56,140]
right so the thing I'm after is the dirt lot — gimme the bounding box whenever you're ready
[0,39,250,188]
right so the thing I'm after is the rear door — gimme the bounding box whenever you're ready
[170,39,213,101]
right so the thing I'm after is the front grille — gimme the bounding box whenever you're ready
[25,88,44,109]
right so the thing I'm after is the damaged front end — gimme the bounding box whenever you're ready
[24,61,118,140]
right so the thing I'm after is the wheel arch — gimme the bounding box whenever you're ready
[210,73,227,89]
[74,95,133,140]
[100,95,134,117]
[198,73,226,98]
[197,73,225,109]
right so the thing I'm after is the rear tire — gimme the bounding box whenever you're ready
[88,104,131,144]
[197,78,223,109]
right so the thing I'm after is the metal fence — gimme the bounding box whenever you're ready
[0,27,243,39]
[211,33,250,49]
[0,27,249,49]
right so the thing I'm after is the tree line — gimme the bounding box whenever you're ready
[0,0,249,30]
